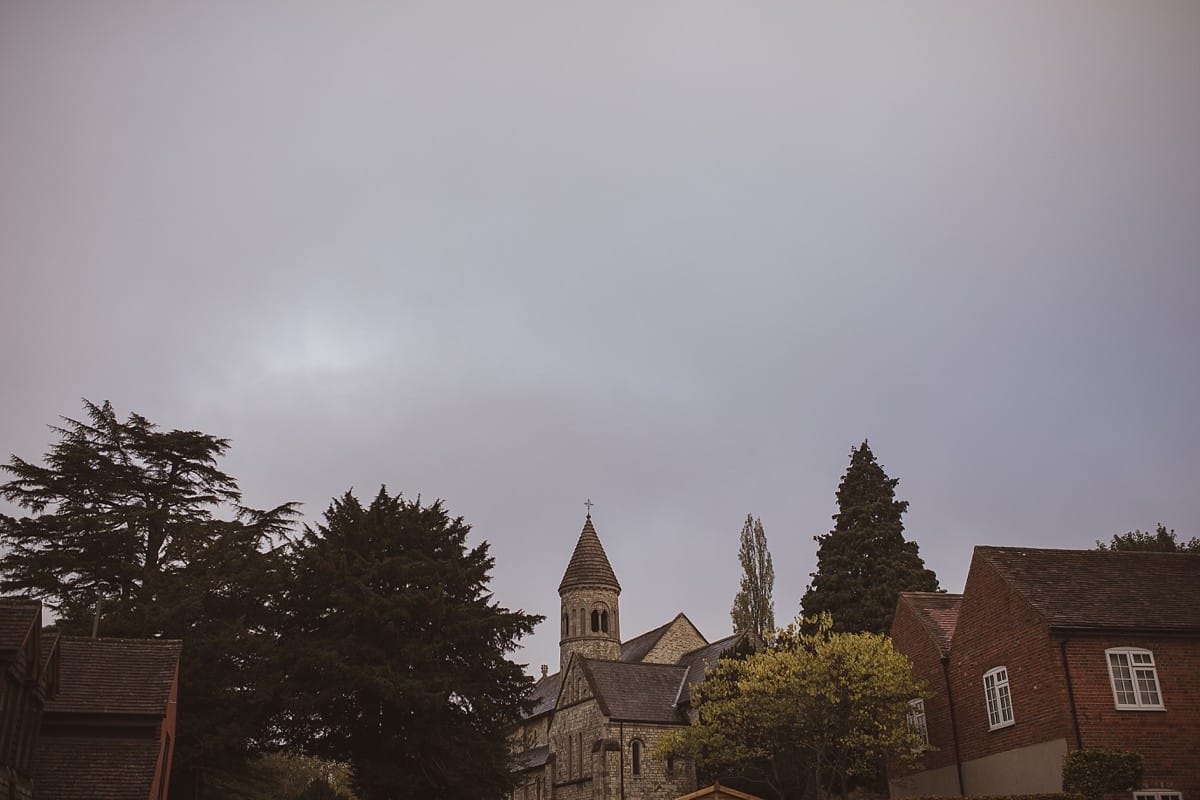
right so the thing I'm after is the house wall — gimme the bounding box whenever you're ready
[888,601,959,779]
[641,619,706,665]
[947,554,1073,793]
[1062,633,1200,798]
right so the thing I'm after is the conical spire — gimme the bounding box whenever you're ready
[558,515,620,593]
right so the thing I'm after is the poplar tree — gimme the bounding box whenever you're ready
[801,441,939,634]
[731,514,775,639]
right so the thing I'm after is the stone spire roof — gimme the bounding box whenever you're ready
[558,515,621,593]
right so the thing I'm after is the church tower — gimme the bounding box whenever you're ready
[558,512,621,669]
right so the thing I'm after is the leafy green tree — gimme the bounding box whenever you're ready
[278,488,541,800]
[1096,523,1199,553]
[731,514,775,639]
[801,441,939,634]
[0,400,298,796]
[661,615,925,800]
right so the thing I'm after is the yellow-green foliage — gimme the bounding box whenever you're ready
[659,614,925,800]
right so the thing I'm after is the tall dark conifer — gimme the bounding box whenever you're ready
[279,488,541,800]
[801,441,939,634]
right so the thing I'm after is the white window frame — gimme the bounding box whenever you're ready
[1107,648,1165,710]
[907,698,929,746]
[1133,791,1181,800]
[983,666,1014,730]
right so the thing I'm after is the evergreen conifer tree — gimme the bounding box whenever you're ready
[730,514,775,638]
[278,488,541,800]
[801,441,939,634]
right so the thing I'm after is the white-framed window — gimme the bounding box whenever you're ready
[907,698,929,746]
[1134,791,1181,800]
[1107,648,1164,710]
[983,666,1014,729]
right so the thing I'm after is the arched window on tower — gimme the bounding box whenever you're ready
[601,610,609,633]
[591,610,600,632]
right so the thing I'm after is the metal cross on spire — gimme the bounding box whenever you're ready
[584,498,594,517]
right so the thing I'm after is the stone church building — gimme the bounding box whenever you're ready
[509,514,751,800]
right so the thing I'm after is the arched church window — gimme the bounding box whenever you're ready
[631,740,642,776]
[590,610,599,632]
[562,612,568,637]
[601,610,609,633]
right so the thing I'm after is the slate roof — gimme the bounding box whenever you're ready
[619,618,675,662]
[582,659,689,724]
[511,744,550,772]
[47,637,181,716]
[33,735,160,800]
[977,546,1200,632]
[525,670,563,718]
[559,515,620,592]
[0,599,40,652]
[898,592,962,656]
[678,633,744,692]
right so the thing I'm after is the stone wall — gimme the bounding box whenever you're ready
[560,586,620,668]
[642,617,706,665]
[594,722,695,800]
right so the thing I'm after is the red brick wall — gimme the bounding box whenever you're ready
[948,554,1073,763]
[889,600,958,773]
[1061,634,1200,798]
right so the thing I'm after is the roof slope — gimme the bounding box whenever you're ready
[524,670,563,718]
[33,735,160,800]
[559,515,620,593]
[620,619,673,662]
[678,633,744,690]
[977,546,1200,632]
[0,599,40,652]
[583,659,688,724]
[48,637,181,715]
[898,592,962,656]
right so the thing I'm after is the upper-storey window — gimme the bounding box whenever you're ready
[983,666,1014,729]
[601,610,609,633]
[906,698,929,745]
[591,610,600,632]
[1107,648,1164,710]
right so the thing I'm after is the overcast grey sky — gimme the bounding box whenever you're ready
[2,2,1198,676]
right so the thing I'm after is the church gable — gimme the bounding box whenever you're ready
[641,613,708,664]
[555,655,596,711]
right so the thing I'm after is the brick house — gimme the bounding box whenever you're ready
[0,600,60,800]
[33,636,182,800]
[889,546,1200,800]
[509,514,754,800]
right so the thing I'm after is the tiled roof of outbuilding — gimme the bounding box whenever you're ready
[47,637,181,716]
[558,515,620,593]
[582,659,688,724]
[33,735,160,800]
[977,546,1200,632]
[0,599,40,652]
[898,592,962,656]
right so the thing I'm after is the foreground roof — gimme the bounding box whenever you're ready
[977,546,1200,632]
[583,659,689,724]
[898,592,962,656]
[559,515,620,593]
[48,637,181,715]
[33,735,161,800]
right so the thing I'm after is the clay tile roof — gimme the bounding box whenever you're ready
[582,659,689,724]
[558,515,620,593]
[899,592,962,656]
[0,599,40,652]
[47,637,181,716]
[523,670,562,718]
[977,546,1200,632]
[33,735,160,800]
[619,619,675,662]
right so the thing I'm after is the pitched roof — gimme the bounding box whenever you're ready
[559,515,620,593]
[977,546,1200,632]
[0,599,40,652]
[619,618,675,663]
[677,633,744,692]
[898,592,962,656]
[33,735,160,800]
[675,783,766,800]
[511,744,549,772]
[524,670,562,718]
[582,659,689,724]
[47,637,181,716]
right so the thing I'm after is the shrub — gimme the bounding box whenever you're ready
[1062,749,1144,800]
